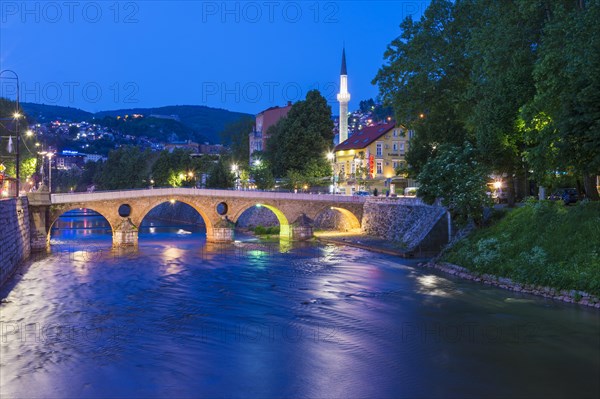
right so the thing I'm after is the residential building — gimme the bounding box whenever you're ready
[333,122,415,195]
[249,101,292,161]
[164,140,199,153]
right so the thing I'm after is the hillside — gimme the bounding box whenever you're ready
[444,201,600,296]
[21,102,93,122]
[95,105,251,143]
[20,103,252,144]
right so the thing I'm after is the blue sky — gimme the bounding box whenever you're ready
[0,1,429,115]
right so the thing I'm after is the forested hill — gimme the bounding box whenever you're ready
[20,103,252,144]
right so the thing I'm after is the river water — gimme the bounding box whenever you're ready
[1,211,599,398]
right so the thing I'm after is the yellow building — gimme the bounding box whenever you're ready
[333,122,414,195]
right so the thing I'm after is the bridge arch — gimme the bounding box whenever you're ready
[133,197,215,240]
[312,205,362,231]
[230,202,291,239]
[48,206,115,240]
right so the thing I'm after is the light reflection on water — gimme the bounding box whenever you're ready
[0,213,598,399]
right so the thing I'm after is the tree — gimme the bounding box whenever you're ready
[465,0,546,204]
[219,116,254,166]
[373,0,474,176]
[525,0,600,200]
[0,99,38,187]
[252,161,274,190]
[417,143,490,224]
[96,146,151,190]
[206,157,234,189]
[265,90,333,178]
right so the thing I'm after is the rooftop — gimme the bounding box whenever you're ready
[335,122,395,151]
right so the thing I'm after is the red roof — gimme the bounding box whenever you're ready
[335,122,395,151]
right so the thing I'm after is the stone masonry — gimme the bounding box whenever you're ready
[0,197,31,286]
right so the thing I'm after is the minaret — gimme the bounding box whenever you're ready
[337,47,350,144]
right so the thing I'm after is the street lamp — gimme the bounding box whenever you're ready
[326,152,336,194]
[47,152,54,193]
[231,163,240,190]
[1,70,21,195]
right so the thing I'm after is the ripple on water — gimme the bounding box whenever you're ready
[0,234,599,399]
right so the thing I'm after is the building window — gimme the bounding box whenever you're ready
[408,130,415,139]
[351,161,356,174]
[393,142,398,151]
[376,160,383,175]
[393,161,398,169]
[376,142,383,157]
[393,129,398,137]
[400,143,405,155]
[340,164,346,175]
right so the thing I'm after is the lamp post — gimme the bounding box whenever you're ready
[327,152,335,194]
[0,70,20,196]
[231,163,239,190]
[47,152,54,193]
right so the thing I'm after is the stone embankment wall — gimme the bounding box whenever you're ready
[361,198,449,253]
[0,197,31,287]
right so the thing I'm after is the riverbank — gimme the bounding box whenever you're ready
[315,232,415,258]
[420,260,600,308]
[316,230,600,309]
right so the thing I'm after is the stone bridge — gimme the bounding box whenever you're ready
[28,188,366,247]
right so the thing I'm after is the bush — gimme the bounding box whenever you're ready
[253,225,280,235]
[444,202,600,295]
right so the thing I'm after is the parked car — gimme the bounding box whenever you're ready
[549,188,580,205]
[353,191,371,196]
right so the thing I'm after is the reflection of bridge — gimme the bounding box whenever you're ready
[28,188,366,247]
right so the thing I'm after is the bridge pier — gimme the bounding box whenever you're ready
[113,218,138,247]
[290,214,314,241]
[208,217,235,243]
[27,191,52,251]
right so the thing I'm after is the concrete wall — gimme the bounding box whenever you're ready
[361,199,448,253]
[0,197,31,287]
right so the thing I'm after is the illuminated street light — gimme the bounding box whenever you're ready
[47,152,54,193]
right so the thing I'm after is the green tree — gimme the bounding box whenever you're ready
[465,0,546,204]
[96,146,151,189]
[206,157,234,189]
[0,98,37,185]
[252,161,275,190]
[219,116,254,166]
[373,0,474,176]
[265,90,333,177]
[525,0,600,200]
[417,143,491,224]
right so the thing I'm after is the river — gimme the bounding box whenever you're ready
[1,210,598,398]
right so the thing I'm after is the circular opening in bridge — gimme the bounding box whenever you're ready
[118,204,132,218]
[216,202,228,216]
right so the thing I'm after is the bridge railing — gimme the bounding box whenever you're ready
[50,187,368,204]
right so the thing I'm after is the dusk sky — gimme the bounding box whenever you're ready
[1,1,429,115]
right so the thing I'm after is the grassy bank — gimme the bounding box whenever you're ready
[444,200,600,296]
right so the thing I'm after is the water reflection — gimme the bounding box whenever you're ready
[51,209,112,240]
[1,213,598,399]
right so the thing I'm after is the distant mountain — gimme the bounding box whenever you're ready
[21,102,93,122]
[20,103,252,144]
[97,105,251,144]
